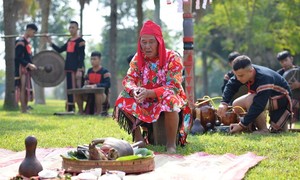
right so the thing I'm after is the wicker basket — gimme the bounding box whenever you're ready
[62,156,155,174]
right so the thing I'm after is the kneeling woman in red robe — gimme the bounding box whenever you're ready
[113,20,192,153]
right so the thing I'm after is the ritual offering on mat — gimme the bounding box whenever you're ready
[61,137,155,174]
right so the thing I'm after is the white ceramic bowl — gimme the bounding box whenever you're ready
[82,168,102,177]
[77,172,98,180]
[106,170,126,178]
[38,169,58,179]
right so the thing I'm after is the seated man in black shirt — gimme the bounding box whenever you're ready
[76,52,111,116]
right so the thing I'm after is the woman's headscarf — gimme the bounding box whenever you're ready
[137,20,166,70]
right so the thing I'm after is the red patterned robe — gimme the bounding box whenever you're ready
[114,50,192,146]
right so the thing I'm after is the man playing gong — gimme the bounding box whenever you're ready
[47,21,86,112]
[14,23,38,113]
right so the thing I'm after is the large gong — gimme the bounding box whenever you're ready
[31,50,65,87]
[283,67,300,99]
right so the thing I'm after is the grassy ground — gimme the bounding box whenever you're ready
[0,100,299,179]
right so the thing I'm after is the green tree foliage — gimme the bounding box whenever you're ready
[101,27,137,77]
[196,0,300,66]
[194,0,300,97]
[47,0,75,41]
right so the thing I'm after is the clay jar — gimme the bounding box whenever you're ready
[19,135,43,178]
[220,111,239,125]
[193,98,216,131]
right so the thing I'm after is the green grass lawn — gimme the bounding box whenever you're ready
[0,100,299,179]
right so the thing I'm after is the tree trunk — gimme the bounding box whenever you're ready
[136,0,143,37]
[80,5,84,35]
[3,0,18,110]
[109,0,118,104]
[33,0,51,105]
[78,0,88,36]
[153,0,161,26]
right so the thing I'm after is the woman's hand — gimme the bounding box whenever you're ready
[133,87,148,103]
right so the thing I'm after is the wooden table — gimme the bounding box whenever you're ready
[67,87,104,95]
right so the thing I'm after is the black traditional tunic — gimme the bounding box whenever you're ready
[14,37,32,78]
[222,64,292,126]
[51,37,85,111]
[52,37,85,71]
[14,37,34,102]
[86,67,111,94]
[221,70,234,93]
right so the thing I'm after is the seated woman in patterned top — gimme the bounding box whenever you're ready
[113,20,192,153]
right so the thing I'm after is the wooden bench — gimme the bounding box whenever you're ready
[152,114,167,145]
[152,113,181,146]
[67,87,110,115]
[67,87,105,95]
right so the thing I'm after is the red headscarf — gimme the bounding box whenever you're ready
[137,20,166,70]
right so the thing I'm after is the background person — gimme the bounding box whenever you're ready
[217,55,292,134]
[113,20,192,153]
[76,51,111,115]
[221,51,248,105]
[276,50,299,127]
[47,21,85,112]
[221,51,240,93]
[14,23,38,113]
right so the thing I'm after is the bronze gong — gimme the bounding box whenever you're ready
[283,67,300,99]
[31,50,65,87]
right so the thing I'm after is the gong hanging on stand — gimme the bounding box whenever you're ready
[283,67,300,99]
[31,50,65,87]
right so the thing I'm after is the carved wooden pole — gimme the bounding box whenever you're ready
[183,0,195,106]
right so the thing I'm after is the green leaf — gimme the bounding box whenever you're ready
[116,154,143,161]
[116,148,154,161]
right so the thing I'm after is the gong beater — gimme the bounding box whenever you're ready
[31,50,65,87]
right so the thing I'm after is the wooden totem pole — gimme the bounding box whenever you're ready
[183,0,195,106]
